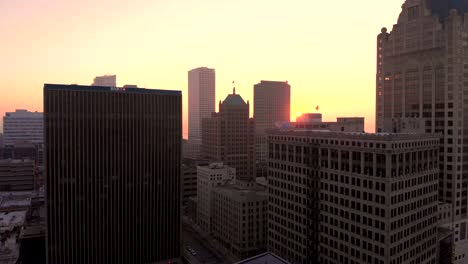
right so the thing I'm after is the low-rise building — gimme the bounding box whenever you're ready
[211,181,267,261]
[292,114,365,132]
[0,160,34,191]
[0,190,44,264]
[197,163,235,233]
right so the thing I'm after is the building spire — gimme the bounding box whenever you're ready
[232,80,236,94]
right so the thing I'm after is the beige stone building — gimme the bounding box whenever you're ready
[211,181,267,261]
[197,163,235,233]
[376,1,468,261]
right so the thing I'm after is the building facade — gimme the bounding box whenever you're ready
[0,159,34,191]
[197,163,235,233]
[3,110,43,146]
[268,130,439,264]
[44,84,182,264]
[254,81,290,163]
[92,75,116,87]
[188,67,216,144]
[376,1,468,261]
[292,115,365,132]
[202,90,256,181]
[211,181,267,261]
[182,158,202,205]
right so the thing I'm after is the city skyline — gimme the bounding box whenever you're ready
[0,0,403,135]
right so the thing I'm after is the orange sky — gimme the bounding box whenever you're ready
[0,0,403,136]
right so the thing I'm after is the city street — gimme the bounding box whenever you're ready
[182,228,224,264]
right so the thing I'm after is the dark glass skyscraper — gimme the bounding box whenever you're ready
[44,84,182,264]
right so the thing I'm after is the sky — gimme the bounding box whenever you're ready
[0,0,404,136]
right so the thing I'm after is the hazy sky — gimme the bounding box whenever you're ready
[0,0,403,136]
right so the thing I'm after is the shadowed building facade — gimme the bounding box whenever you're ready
[376,1,468,261]
[44,84,181,264]
[253,81,290,165]
[201,90,255,181]
[268,130,439,264]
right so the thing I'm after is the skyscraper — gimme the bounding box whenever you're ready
[267,130,440,264]
[188,67,216,143]
[3,110,43,146]
[44,84,181,264]
[376,1,468,261]
[201,90,255,181]
[92,74,116,87]
[254,81,290,163]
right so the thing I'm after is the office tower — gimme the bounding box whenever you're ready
[254,81,290,163]
[211,181,267,261]
[202,90,256,181]
[376,1,468,261]
[196,162,235,232]
[188,67,215,142]
[44,84,182,264]
[267,130,439,264]
[92,74,116,87]
[0,159,34,191]
[3,110,43,146]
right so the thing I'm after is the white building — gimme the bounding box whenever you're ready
[92,74,116,87]
[188,67,215,147]
[197,162,235,233]
[3,110,43,146]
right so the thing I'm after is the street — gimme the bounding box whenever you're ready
[182,228,224,264]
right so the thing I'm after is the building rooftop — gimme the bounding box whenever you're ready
[213,181,267,202]
[0,210,27,264]
[0,192,33,211]
[234,252,290,264]
[44,83,181,96]
[223,93,247,106]
[268,129,440,141]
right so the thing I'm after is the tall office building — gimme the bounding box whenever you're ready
[92,74,116,87]
[188,67,216,142]
[376,1,468,261]
[267,130,440,264]
[3,110,43,146]
[254,81,290,162]
[201,90,256,181]
[44,84,182,264]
